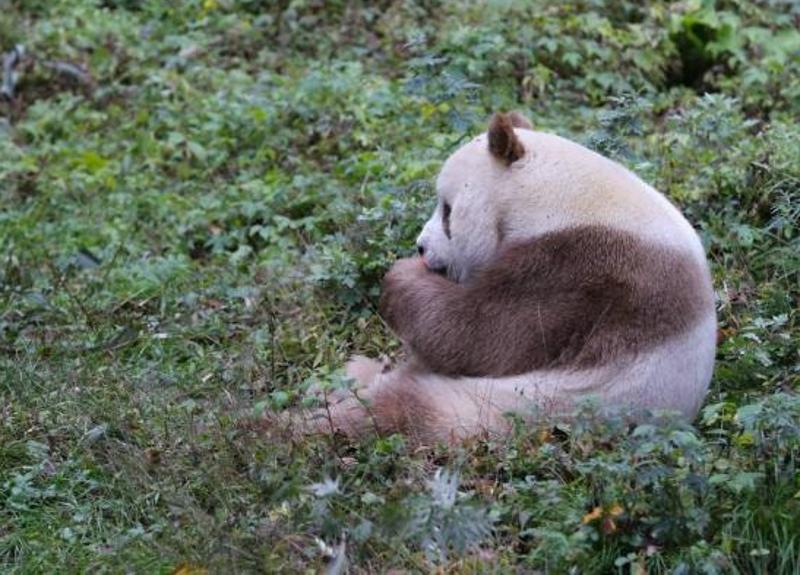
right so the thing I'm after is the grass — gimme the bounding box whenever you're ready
[1,0,799,572]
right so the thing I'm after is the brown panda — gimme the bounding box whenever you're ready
[312,112,716,445]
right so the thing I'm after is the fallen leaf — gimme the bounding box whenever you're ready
[582,506,603,524]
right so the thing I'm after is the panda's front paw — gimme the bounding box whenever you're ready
[386,256,428,282]
[381,257,427,306]
[380,257,427,329]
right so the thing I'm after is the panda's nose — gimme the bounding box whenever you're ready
[417,244,426,256]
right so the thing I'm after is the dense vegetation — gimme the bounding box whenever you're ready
[1,0,798,572]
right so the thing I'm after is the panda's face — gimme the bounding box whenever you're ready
[416,137,504,283]
[416,113,533,283]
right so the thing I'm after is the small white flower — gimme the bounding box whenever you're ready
[428,468,459,510]
[307,476,340,498]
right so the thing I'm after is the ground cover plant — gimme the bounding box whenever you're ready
[1,0,798,572]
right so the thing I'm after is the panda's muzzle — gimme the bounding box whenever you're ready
[420,254,448,277]
[417,241,449,277]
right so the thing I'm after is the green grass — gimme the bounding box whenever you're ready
[1,0,798,572]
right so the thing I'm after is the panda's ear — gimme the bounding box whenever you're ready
[488,112,526,165]
[508,111,533,130]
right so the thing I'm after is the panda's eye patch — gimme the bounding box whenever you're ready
[442,202,452,239]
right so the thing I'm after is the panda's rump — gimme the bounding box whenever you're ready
[409,311,717,440]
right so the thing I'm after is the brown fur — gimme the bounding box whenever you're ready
[487,112,526,164]
[380,225,713,377]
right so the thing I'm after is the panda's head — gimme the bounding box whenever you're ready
[416,112,533,283]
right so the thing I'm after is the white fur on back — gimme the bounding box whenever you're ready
[434,130,707,268]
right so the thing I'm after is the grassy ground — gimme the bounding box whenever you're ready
[1,1,799,573]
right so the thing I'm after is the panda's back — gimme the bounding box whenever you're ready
[503,130,708,267]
